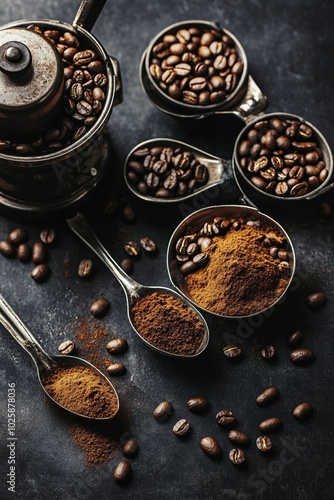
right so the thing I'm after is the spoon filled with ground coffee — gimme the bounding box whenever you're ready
[67,213,209,357]
[0,294,119,420]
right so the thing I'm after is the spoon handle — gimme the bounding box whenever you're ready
[67,213,142,299]
[0,294,56,371]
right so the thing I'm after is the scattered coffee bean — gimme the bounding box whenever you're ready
[89,297,110,317]
[229,448,246,465]
[40,228,56,245]
[173,418,191,437]
[153,401,174,422]
[113,460,132,485]
[227,430,250,447]
[256,435,272,452]
[121,204,137,223]
[287,330,302,347]
[32,242,47,264]
[200,436,222,460]
[223,344,243,359]
[124,241,140,258]
[306,292,327,309]
[123,438,139,458]
[8,227,27,245]
[187,397,209,413]
[17,243,31,262]
[292,402,313,421]
[290,348,315,365]
[106,362,126,375]
[58,340,75,355]
[0,240,16,258]
[120,258,133,274]
[106,338,128,355]
[140,237,157,253]
[319,201,331,219]
[31,263,50,282]
[78,258,94,278]
[216,409,236,426]
[258,417,282,433]
[261,345,276,360]
[256,386,280,407]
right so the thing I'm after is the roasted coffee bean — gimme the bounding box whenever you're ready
[187,397,209,413]
[121,204,137,223]
[140,237,157,253]
[8,227,27,246]
[292,402,313,421]
[256,386,280,407]
[17,243,31,262]
[173,418,191,436]
[58,340,75,355]
[106,338,128,355]
[0,240,16,258]
[200,436,222,460]
[216,409,236,426]
[258,417,282,433]
[122,438,139,458]
[78,258,93,278]
[39,228,56,245]
[113,460,132,485]
[124,241,140,258]
[227,430,250,447]
[31,263,50,282]
[237,115,328,197]
[223,344,243,359]
[106,362,126,375]
[120,258,133,274]
[229,448,246,465]
[89,298,110,317]
[261,345,276,360]
[256,435,272,452]
[153,401,174,422]
[306,292,327,309]
[290,348,315,365]
[287,330,302,347]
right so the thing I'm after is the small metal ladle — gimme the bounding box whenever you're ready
[124,137,231,204]
[67,212,209,358]
[0,293,119,420]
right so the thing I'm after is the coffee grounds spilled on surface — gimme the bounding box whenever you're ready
[42,364,118,419]
[131,291,205,355]
[184,224,291,316]
[69,422,121,464]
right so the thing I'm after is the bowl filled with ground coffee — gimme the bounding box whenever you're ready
[0,0,122,220]
[167,205,296,318]
[233,112,333,207]
[140,19,267,121]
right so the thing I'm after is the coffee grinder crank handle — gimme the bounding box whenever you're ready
[73,0,108,32]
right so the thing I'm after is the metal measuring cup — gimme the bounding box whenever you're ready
[140,19,267,122]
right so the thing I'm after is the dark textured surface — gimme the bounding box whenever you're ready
[1,1,334,499]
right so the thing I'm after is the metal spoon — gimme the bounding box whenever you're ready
[124,137,232,204]
[67,212,209,358]
[0,293,119,420]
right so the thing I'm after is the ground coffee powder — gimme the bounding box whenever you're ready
[131,291,205,355]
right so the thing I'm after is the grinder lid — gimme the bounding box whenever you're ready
[0,27,63,114]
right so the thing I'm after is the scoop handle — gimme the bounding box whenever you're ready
[0,294,55,370]
[73,0,107,31]
[67,213,142,299]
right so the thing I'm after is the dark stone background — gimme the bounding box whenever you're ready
[0,1,334,499]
